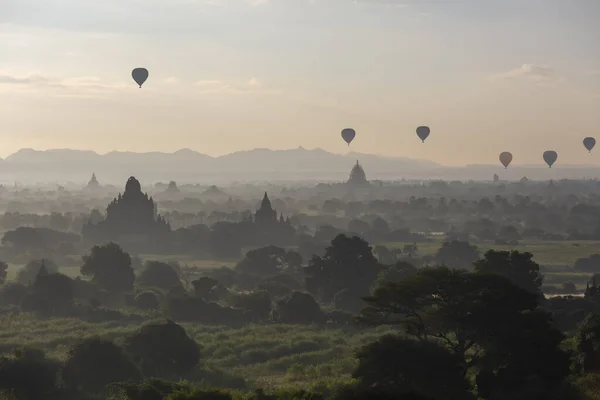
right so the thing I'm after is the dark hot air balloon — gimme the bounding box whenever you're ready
[543,151,558,168]
[132,68,149,88]
[584,137,596,153]
[499,152,513,169]
[416,126,430,143]
[341,128,356,146]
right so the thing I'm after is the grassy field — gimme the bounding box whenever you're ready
[0,313,394,391]
[137,255,236,270]
[382,239,600,268]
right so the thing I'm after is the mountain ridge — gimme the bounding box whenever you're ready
[3,147,600,184]
[3,147,441,167]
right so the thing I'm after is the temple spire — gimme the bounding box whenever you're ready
[87,172,99,189]
[261,192,272,209]
[255,192,277,225]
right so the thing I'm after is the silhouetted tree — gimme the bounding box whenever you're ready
[576,312,600,374]
[353,335,474,400]
[332,288,365,314]
[434,240,479,270]
[360,267,539,372]
[574,254,600,273]
[474,250,543,295]
[360,266,571,397]
[373,261,418,289]
[191,277,218,299]
[476,310,571,399]
[236,246,302,277]
[305,234,381,302]
[2,226,79,253]
[0,261,7,285]
[81,243,134,293]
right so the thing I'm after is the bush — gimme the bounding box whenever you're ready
[0,282,27,306]
[333,289,365,314]
[230,291,272,320]
[62,337,142,394]
[574,254,600,273]
[124,320,201,378]
[0,348,61,399]
[272,291,324,324]
[22,273,74,316]
[135,291,160,310]
[138,261,183,292]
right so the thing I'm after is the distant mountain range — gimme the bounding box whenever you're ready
[1,147,600,185]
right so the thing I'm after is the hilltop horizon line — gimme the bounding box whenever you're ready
[1,146,440,165]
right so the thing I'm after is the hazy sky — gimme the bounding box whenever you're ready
[1,0,600,166]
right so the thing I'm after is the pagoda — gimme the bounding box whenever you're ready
[585,275,600,300]
[87,173,100,190]
[255,192,278,226]
[252,192,294,245]
[164,181,181,194]
[347,160,369,186]
[82,176,170,249]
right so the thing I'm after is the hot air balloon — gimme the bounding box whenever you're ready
[416,126,430,143]
[584,137,596,153]
[499,152,513,169]
[132,68,149,88]
[341,128,356,146]
[543,151,558,168]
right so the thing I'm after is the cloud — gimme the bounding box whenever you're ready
[351,0,410,8]
[244,0,269,5]
[1,69,279,99]
[195,79,223,86]
[0,70,131,98]
[489,64,563,85]
[0,72,49,85]
[194,77,279,94]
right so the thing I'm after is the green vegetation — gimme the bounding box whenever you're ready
[383,239,600,268]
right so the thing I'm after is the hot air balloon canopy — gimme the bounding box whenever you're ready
[584,137,596,153]
[341,128,356,146]
[543,150,558,168]
[132,68,149,88]
[499,152,513,169]
[416,126,430,143]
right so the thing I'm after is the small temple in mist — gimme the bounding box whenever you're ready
[255,193,278,226]
[82,176,170,250]
[347,160,370,186]
[86,173,100,190]
[164,181,181,194]
[252,192,294,245]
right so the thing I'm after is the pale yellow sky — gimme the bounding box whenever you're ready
[1,0,599,166]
